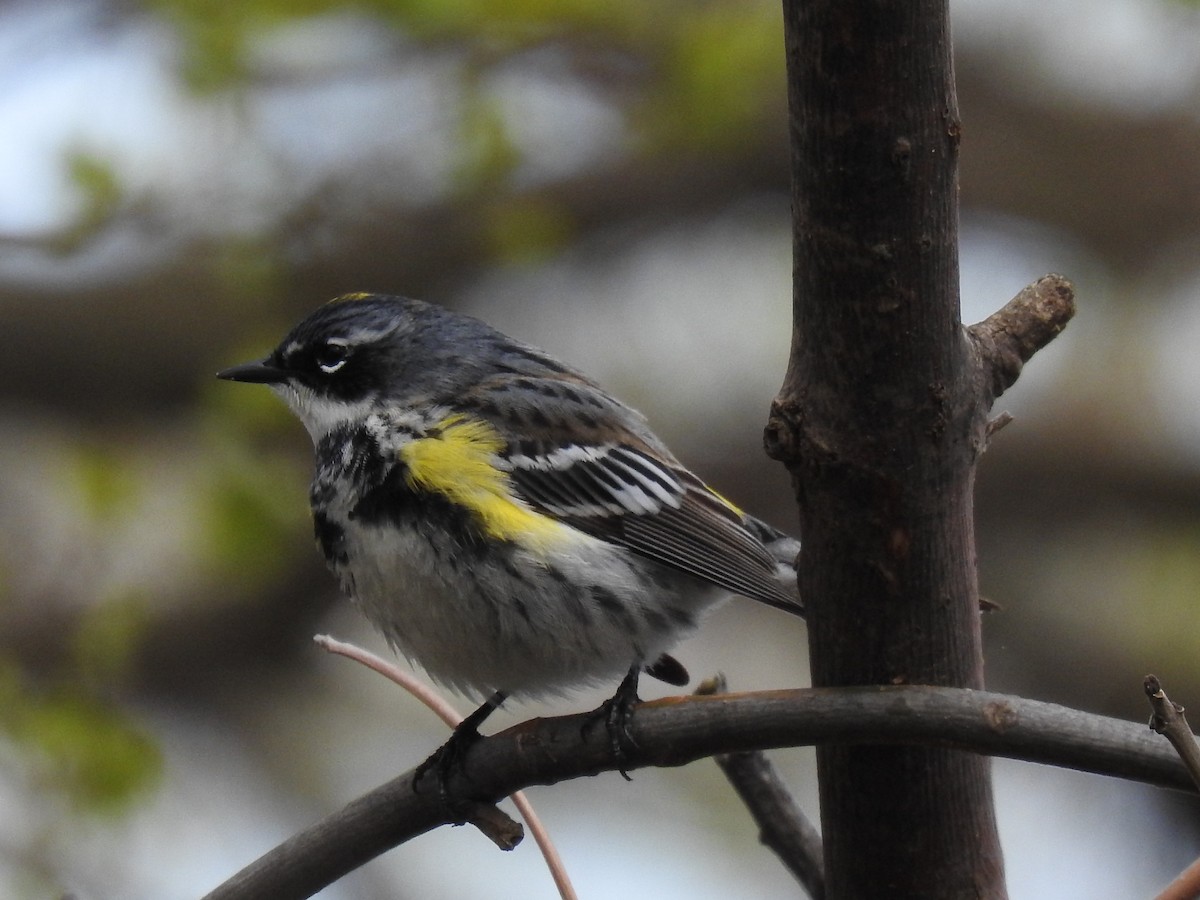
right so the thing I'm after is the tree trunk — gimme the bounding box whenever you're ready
[770,2,1008,896]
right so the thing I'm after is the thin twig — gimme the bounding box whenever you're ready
[698,676,824,899]
[457,802,523,850]
[1144,674,1200,792]
[313,635,521,850]
[983,411,1014,449]
[314,635,578,900]
[1155,855,1200,900]
[1145,675,1200,900]
[717,753,825,898]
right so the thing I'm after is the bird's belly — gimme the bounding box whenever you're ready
[328,514,723,699]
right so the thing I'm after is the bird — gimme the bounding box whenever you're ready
[217,293,802,782]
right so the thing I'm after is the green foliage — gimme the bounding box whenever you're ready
[454,83,523,193]
[140,0,785,150]
[144,0,258,90]
[67,151,122,219]
[201,453,305,583]
[197,379,311,586]
[0,354,309,829]
[143,0,650,86]
[372,0,650,45]
[212,236,287,308]
[0,579,159,815]
[1126,526,1200,660]
[644,4,784,152]
[5,683,162,814]
[57,151,124,250]
[73,593,152,687]
[204,353,298,436]
[135,0,785,272]
[68,442,144,523]
[0,607,162,818]
[482,197,574,264]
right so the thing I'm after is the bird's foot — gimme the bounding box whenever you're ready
[414,691,506,822]
[588,665,642,781]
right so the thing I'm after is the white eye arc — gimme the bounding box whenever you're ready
[316,340,350,374]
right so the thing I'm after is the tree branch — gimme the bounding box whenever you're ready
[1155,856,1200,900]
[699,676,824,898]
[968,273,1076,405]
[203,685,1193,900]
[1145,675,1200,791]
[1144,676,1200,900]
[714,750,825,899]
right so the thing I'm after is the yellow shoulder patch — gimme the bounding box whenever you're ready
[329,292,374,304]
[399,415,566,550]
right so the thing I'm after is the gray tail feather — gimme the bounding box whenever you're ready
[742,514,801,567]
[743,514,803,616]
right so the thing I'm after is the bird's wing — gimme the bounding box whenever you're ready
[458,375,801,613]
[509,440,799,612]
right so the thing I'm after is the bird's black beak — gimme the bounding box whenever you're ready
[216,359,289,385]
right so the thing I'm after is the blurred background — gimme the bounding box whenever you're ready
[1,0,1199,896]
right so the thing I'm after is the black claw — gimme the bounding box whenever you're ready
[590,664,642,780]
[414,691,506,821]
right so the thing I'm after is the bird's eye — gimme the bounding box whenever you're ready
[315,341,350,374]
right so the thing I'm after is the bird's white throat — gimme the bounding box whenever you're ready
[272,382,376,443]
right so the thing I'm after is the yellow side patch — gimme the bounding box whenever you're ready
[400,415,566,549]
[706,486,744,517]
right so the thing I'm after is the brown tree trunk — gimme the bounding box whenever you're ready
[770,2,1008,896]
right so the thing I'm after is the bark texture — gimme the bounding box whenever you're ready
[771,2,1010,895]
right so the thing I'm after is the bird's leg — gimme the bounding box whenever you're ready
[590,663,643,781]
[414,690,507,817]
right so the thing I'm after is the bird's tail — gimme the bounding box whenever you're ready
[742,514,803,617]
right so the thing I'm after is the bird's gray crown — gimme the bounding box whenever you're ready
[267,294,520,406]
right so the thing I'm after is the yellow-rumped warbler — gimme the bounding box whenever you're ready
[218,294,802,772]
